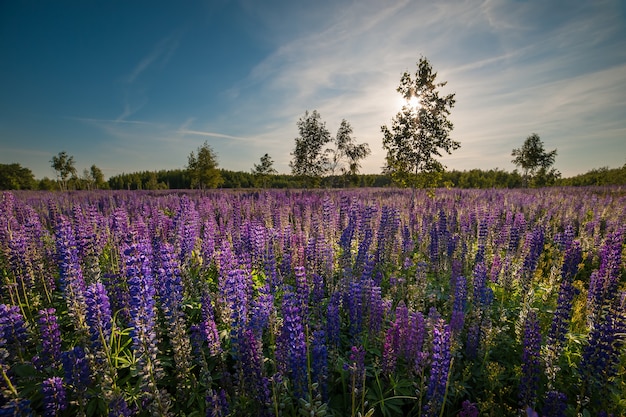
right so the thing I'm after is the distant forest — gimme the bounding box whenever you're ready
[1,163,625,191]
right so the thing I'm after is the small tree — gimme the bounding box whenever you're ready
[382,57,459,190]
[511,133,559,187]
[50,151,77,191]
[290,110,332,186]
[90,165,106,189]
[252,153,277,188]
[328,119,371,186]
[187,141,223,189]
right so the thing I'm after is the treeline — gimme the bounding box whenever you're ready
[3,163,626,191]
[556,164,626,186]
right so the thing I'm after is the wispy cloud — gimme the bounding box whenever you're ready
[220,0,625,175]
[179,129,251,142]
[125,34,180,84]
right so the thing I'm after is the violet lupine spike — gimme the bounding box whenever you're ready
[450,275,467,335]
[423,321,452,417]
[124,239,171,414]
[85,283,112,354]
[472,261,492,309]
[277,288,307,398]
[53,215,88,336]
[458,400,479,417]
[348,345,366,397]
[62,346,91,396]
[326,292,341,350]
[223,269,250,333]
[200,291,222,356]
[34,308,62,371]
[250,284,273,336]
[41,376,67,417]
[542,390,567,417]
[346,280,363,338]
[0,304,29,363]
[238,328,271,411]
[519,310,542,410]
[579,306,624,403]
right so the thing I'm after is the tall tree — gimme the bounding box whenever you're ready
[328,119,371,180]
[511,133,559,187]
[89,164,106,189]
[382,57,459,189]
[0,163,37,190]
[252,153,277,188]
[290,110,332,183]
[50,151,77,191]
[187,141,223,189]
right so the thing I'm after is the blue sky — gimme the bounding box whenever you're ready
[1,0,625,180]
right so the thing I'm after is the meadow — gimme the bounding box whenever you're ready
[0,187,624,416]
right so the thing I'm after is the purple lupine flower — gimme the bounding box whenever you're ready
[250,284,274,335]
[326,292,341,349]
[521,227,544,291]
[108,393,132,417]
[206,388,229,417]
[508,212,526,252]
[240,328,271,410]
[34,308,62,371]
[175,195,200,265]
[41,376,67,417]
[223,269,251,338]
[542,390,567,417]
[0,398,33,416]
[346,280,363,338]
[424,322,452,417]
[277,288,307,397]
[489,254,502,283]
[311,330,328,398]
[85,283,112,354]
[348,345,366,397]
[429,224,439,267]
[588,231,623,316]
[124,238,170,414]
[579,307,624,397]
[472,261,492,308]
[450,275,467,335]
[200,292,221,356]
[54,215,88,335]
[201,218,217,267]
[366,281,385,336]
[155,241,184,324]
[458,400,479,417]
[0,304,29,362]
[355,228,373,275]
[62,346,91,395]
[382,325,397,375]
[294,266,309,319]
[519,310,542,409]
[546,243,582,352]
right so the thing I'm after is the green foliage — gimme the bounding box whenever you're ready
[511,133,559,187]
[50,151,77,191]
[558,163,626,186]
[290,110,333,181]
[327,119,371,185]
[187,141,223,189]
[0,163,37,190]
[252,153,278,188]
[382,56,459,189]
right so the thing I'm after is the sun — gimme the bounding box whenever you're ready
[397,95,420,110]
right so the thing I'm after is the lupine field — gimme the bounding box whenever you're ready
[0,187,624,416]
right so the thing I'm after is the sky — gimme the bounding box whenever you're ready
[1,0,625,180]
